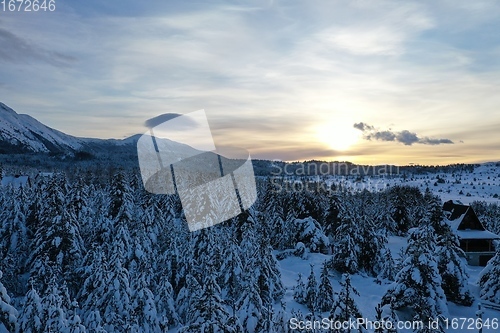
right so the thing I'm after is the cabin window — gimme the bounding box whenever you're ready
[460,239,492,252]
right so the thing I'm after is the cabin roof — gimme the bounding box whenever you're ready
[456,229,500,240]
[443,201,469,221]
[443,199,500,240]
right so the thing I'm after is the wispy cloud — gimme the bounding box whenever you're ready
[0,0,499,163]
[0,26,76,66]
[354,122,455,146]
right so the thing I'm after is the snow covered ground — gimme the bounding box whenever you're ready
[323,162,500,205]
[278,244,499,333]
[277,162,500,332]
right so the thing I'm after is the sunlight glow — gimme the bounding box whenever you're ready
[316,119,360,151]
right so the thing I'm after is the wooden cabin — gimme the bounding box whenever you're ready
[443,200,500,266]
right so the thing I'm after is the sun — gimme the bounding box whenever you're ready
[316,119,360,151]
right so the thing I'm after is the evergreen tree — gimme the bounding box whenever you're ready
[323,193,341,242]
[330,204,361,274]
[0,270,17,332]
[28,177,85,294]
[317,262,335,312]
[388,186,412,235]
[269,301,287,333]
[289,309,305,333]
[100,239,132,331]
[78,246,108,316]
[176,274,202,325]
[131,264,160,333]
[109,171,135,223]
[260,178,285,249]
[292,274,306,304]
[181,269,233,333]
[436,226,473,306]
[304,265,318,312]
[17,283,43,333]
[359,214,387,276]
[237,216,269,332]
[238,211,284,330]
[67,301,87,333]
[153,275,179,331]
[236,277,264,333]
[479,246,500,304]
[190,228,218,282]
[220,237,244,320]
[423,189,443,230]
[255,228,284,307]
[288,217,329,253]
[42,280,69,332]
[377,247,397,282]
[374,303,398,333]
[424,191,473,306]
[0,187,29,295]
[67,177,90,233]
[83,310,106,333]
[130,271,161,333]
[329,274,364,332]
[382,226,448,331]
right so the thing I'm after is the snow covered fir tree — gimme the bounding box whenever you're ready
[0,161,499,332]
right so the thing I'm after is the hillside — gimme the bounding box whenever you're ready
[0,103,85,154]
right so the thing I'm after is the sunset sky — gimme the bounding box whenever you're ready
[1,0,500,165]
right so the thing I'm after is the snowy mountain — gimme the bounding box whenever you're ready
[0,102,86,154]
[0,103,213,159]
[0,103,161,156]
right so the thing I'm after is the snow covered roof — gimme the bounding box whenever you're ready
[443,200,500,240]
[456,230,500,240]
[1,175,30,188]
[443,200,469,221]
[446,216,464,231]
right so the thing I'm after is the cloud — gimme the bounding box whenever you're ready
[0,26,76,66]
[0,1,499,164]
[353,122,374,131]
[322,27,406,56]
[354,122,455,146]
[373,130,397,142]
[420,137,454,145]
[396,130,419,145]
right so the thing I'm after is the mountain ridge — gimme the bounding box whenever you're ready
[0,102,139,154]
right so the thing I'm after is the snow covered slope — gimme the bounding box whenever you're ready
[0,102,84,153]
[0,103,208,158]
[278,247,500,333]
[0,102,151,156]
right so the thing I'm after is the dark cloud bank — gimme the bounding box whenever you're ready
[353,122,455,146]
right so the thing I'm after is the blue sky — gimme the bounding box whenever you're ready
[1,0,500,164]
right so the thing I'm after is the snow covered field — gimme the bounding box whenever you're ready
[326,162,500,205]
[278,239,499,333]
[276,162,500,332]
